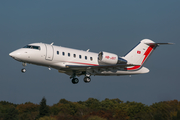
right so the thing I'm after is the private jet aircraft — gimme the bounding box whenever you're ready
[9,39,172,84]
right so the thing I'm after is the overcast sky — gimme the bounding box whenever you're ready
[1,1,179,105]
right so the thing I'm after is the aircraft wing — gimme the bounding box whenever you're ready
[65,64,139,70]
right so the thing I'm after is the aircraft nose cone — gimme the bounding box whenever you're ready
[9,51,20,59]
[9,49,26,61]
[9,52,15,57]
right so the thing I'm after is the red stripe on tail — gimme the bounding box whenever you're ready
[126,45,155,70]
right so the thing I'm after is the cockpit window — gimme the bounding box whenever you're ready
[23,45,31,48]
[23,45,40,50]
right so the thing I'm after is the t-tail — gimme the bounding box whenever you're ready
[122,39,173,71]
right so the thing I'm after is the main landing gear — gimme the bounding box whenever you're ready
[71,77,91,84]
[70,72,91,84]
[84,76,91,83]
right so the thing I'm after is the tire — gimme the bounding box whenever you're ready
[21,68,26,73]
[84,77,91,83]
[72,78,79,84]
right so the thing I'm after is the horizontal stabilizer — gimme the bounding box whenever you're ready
[146,42,174,46]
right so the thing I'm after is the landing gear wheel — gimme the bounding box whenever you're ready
[21,68,26,73]
[84,76,91,83]
[72,78,79,84]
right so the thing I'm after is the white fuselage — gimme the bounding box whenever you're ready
[9,42,150,77]
[9,39,172,84]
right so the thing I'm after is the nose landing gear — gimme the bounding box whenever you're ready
[21,62,27,73]
[21,68,26,73]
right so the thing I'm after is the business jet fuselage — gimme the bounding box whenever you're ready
[9,39,172,84]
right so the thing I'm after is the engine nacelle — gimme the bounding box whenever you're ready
[98,51,127,65]
[98,51,118,65]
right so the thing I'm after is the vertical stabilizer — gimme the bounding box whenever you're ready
[123,39,157,70]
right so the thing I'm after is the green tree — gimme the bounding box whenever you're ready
[75,102,89,117]
[126,102,149,120]
[100,98,122,111]
[59,99,71,104]
[4,106,18,120]
[59,103,78,115]
[50,103,61,115]
[150,102,171,120]
[110,98,123,104]
[85,98,100,110]
[17,102,39,120]
[0,101,18,120]
[39,97,50,118]
[175,110,180,120]
[51,100,78,116]
[85,98,101,111]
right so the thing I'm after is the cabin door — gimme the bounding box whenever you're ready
[45,44,54,61]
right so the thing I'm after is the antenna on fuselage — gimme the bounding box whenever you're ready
[86,49,90,52]
[51,42,54,45]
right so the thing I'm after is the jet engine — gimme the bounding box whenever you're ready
[98,51,127,65]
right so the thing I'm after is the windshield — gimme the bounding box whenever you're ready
[23,45,40,50]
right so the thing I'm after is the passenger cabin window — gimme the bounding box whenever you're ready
[23,45,40,50]
[68,53,70,57]
[57,51,59,55]
[90,57,93,61]
[79,55,82,59]
[85,56,87,60]
[62,52,65,56]
[73,54,76,58]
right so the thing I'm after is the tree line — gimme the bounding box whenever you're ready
[0,97,180,120]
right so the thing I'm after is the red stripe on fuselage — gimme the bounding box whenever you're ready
[126,45,155,70]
